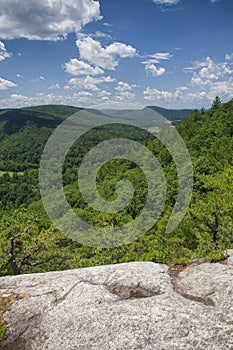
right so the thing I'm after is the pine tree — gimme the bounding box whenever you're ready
[211,96,222,110]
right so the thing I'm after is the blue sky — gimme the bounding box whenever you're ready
[0,0,232,109]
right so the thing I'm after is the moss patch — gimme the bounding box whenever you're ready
[0,297,14,341]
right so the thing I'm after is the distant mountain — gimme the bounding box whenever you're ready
[0,104,194,171]
[0,105,155,171]
[100,109,137,117]
[147,106,193,124]
[0,105,81,135]
[0,105,81,171]
[21,105,81,119]
[101,106,193,125]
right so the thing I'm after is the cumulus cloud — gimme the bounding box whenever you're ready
[142,52,172,77]
[98,90,111,97]
[145,64,166,76]
[0,77,17,90]
[143,86,212,109]
[0,41,11,61]
[65,59,104,76]
[106,43,137,58]
[143,78,233,108]
[115,82,137,102]
[0,92,95,108]
[0,90,139,110]
[73,91,93,102]
[98,90,111,98]
[68,75,115,91]
[207,79,233,101]
[116,91,136,102]
[0,0,101,40]
[76,37,137,70]
[189,57,233,86]
[143,87,182,101]
[1,94,29,106]
[115,82,137,92]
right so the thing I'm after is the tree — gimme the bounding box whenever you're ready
[186,167,233,259]
[0,208,77,275]
[211,96,222,110]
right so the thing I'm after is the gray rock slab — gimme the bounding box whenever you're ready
[0,261,232,350]
[228,249,233,267]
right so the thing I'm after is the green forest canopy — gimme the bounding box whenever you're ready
[0,98,233,276]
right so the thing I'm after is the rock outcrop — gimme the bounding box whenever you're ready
[0,253,233,350]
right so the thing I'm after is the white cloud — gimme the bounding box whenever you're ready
[31,76,46,83]
[49,83,61,90]
[76,37,137,70]
[98,90,111,96]
[143,86,210,108]
[69,78,99,91]
[145,64,166,76]
[115,82,137,92]
[142,52,172,77]
[0,90,139,110]
[143,75,233,108]
[73,91,93,102]
[102,22,112,27]
[106,42,136,58]
[76,91,92,97]
[98,90,112,101]
[100,96,110,101]
[79,31,112,40]
[0,0,101,41]
[0,92,95,108]
[207,79,233,100]
[152,0,180,4]
[0,41,11,61]
[113,83,137,102]
[94,100,144,110]
[65,58,104,76]
[0,77,17,90]
[68,75,115,91]
[1,94,28,105]
[190,57,233,86]
[148,52,173,62]
[225,53,233,61]
[93,31,112,39]
[116,91,136,102]
[143,87,182,101]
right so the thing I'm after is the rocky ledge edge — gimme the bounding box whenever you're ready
[0,250,233,350]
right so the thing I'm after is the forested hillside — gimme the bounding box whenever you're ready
[0,99,232,276]
[148,106,193,124]
[0,105,81,171]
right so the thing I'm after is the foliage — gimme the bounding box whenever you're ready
[0,100,233,276]
[0,297,13,340]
